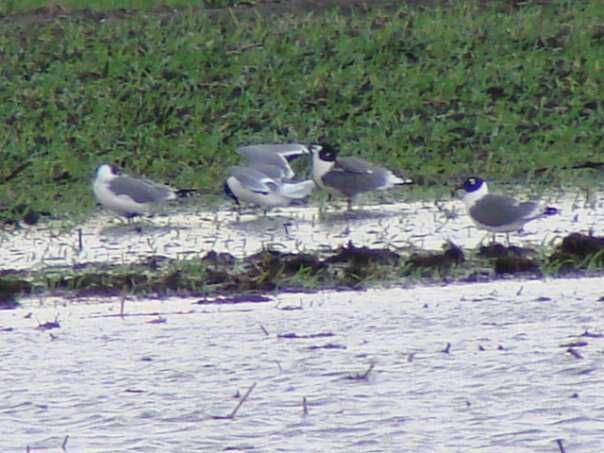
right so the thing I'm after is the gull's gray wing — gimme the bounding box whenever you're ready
[248,162,286,181]
[322,168,389,198]
[470,194,540,227]
[108,176,174,204]
[237,143,309,159]
[237,144,309,178]
[228,166,277,194]
[335,156,374,174]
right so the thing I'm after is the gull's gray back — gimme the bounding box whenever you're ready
[470,194,539,227]
[108,176,173,204]
[335,156,374,174]
[322,167,390,198]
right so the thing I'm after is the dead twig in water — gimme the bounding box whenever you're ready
[347,362,375,381]
[441,342,451,354]
[36,316,61,331]
[556,439,566,453]
[62,435,69,451]
[147,316,167,324]
[302,397,308,416]
[580,329,604,338]
[212,382,257,420]
[567,347,583,359]
[88,309,194,319]
[260,325,269,336]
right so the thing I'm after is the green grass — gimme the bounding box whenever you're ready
[0,0,603,218]
[0,0,237,15]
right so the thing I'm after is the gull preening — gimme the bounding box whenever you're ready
[225,144,315,211]
[224,166,315,209]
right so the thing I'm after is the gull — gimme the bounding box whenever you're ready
[224,165,315,211]
[309,142,412,210]
[92,164,181,219]
[455,176,559,245]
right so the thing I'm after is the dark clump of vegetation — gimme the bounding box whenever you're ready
[477,242,540,275]
[324,241,401,285]
[405,241,464,276]
[0,277,32,308]
[493,255,540,275]
[478,243,533,258]
[325,241,401,267]
[547,233,604,273]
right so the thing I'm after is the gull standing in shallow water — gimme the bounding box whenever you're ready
[309,143,412,210]
[224,165,315,212]
[92,164,179,219]
[455,176,559,245]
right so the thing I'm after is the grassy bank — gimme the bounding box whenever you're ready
[0,0,602,219]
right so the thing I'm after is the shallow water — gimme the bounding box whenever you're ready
[2,276,604,452]
[1,190,602,271]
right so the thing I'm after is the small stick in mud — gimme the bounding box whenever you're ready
[77,228,83,253]
[348,362,375,380]
[567,347,583,359]
[212,382,257,420]
[260,325,269,336]
[556,439,566,453]
[62,435,69,451]
[302,397,309,416]
[441,342,451,354]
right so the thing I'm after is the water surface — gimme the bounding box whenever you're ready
[2,277,604,452]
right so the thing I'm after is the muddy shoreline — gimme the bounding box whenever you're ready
[2,232,603,307]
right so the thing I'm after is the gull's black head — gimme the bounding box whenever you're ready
[109,164,122,176]
[461,176,484,193]
[94,163,122,180]
[311,142,338,162]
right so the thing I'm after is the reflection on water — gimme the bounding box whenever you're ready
[1,277,603,451]
[1,190,602,271]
